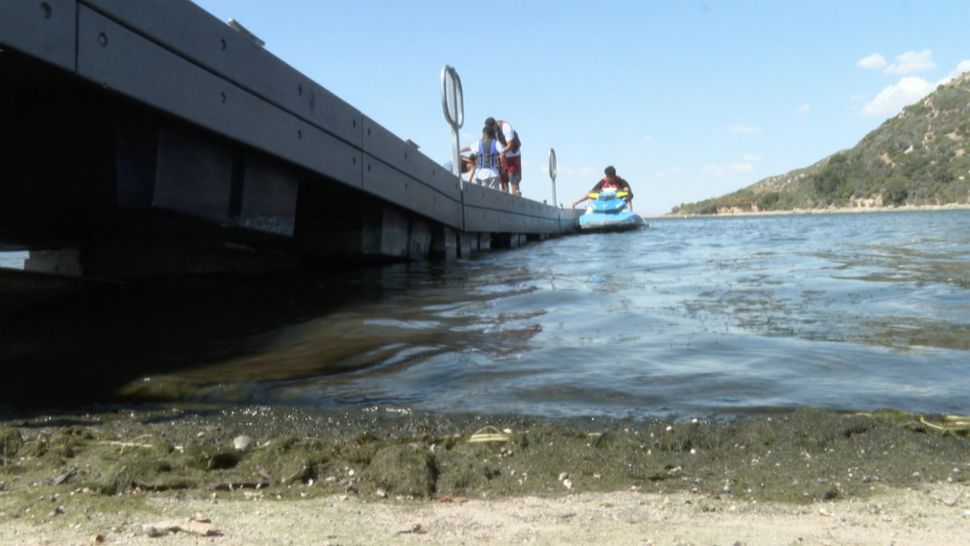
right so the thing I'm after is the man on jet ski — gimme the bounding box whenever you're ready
[572,166,634,209]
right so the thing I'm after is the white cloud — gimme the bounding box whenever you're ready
[857,53,887,70]
[702,162,756,177]
[797,103,811,113]
[652,167,683,179]
[702,154,763,177]
[885,49,935,75]
[862,76,934,117]
[940,59,970,84]
[640,133,654,145]
[555,165,597,177]
[536,159,594,178]
[726,123,762,134]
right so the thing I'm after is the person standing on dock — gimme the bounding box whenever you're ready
[442,154,479,184]
[572,166,634,209]
[461,153,477,184]
[486,117,522,196]
[460,126,502,189]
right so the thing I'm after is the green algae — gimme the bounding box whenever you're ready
[0,428,22,464]
[361,444,437,497]
[0,406,968,521]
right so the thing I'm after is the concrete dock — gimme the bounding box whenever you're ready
[0,0,580,279]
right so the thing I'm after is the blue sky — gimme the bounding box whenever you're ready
[194,0,970,216]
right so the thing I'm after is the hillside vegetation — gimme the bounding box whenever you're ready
[671,73,970,215]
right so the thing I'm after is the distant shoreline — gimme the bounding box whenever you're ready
[656,202,970,219]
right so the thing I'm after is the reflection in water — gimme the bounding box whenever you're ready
[2,211,969,418]
[0,251,26,269]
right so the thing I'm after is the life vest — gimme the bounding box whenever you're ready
[600,176,622,191]
[477,138,500,170]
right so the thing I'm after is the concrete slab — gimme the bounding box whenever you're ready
[0,0,76,71]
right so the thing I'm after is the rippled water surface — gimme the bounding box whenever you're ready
[0,252,25,269]
[7,212,970,418]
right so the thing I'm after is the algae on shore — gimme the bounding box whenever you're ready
[1,405,968,532]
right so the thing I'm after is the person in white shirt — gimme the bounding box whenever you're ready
[485,117,522,196]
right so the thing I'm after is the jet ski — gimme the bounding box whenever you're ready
[578,190,645,232]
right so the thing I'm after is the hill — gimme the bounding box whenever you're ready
[671,72,970,215]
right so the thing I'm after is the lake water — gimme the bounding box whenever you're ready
[0,251,26,269]
[4,211,969,418]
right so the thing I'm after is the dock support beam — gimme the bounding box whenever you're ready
[431,226,458,260]
[459,232,479,258]
[409,219,433,261]
[25,245,298,278]
[363,206,410,259]
[479,233,491,251]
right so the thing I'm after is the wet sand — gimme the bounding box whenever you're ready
[1,407,968,544]
[4,487,969,545]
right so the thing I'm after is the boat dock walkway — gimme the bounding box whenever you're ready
[0,0,580,278]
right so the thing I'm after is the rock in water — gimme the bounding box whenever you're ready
[233,435,255,451]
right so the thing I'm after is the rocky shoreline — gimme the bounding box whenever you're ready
[2,406,969,544]
[659,202,970,219]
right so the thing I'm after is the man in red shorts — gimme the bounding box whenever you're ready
[486,117,522,196]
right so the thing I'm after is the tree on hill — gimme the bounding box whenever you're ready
[671,74,970,215]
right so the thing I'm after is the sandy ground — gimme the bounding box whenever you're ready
[2,484,969,546]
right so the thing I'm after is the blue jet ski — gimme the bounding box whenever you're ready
[578,190,645,232]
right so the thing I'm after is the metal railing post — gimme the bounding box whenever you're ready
[440,65,464,187]
[548,148,558,207]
